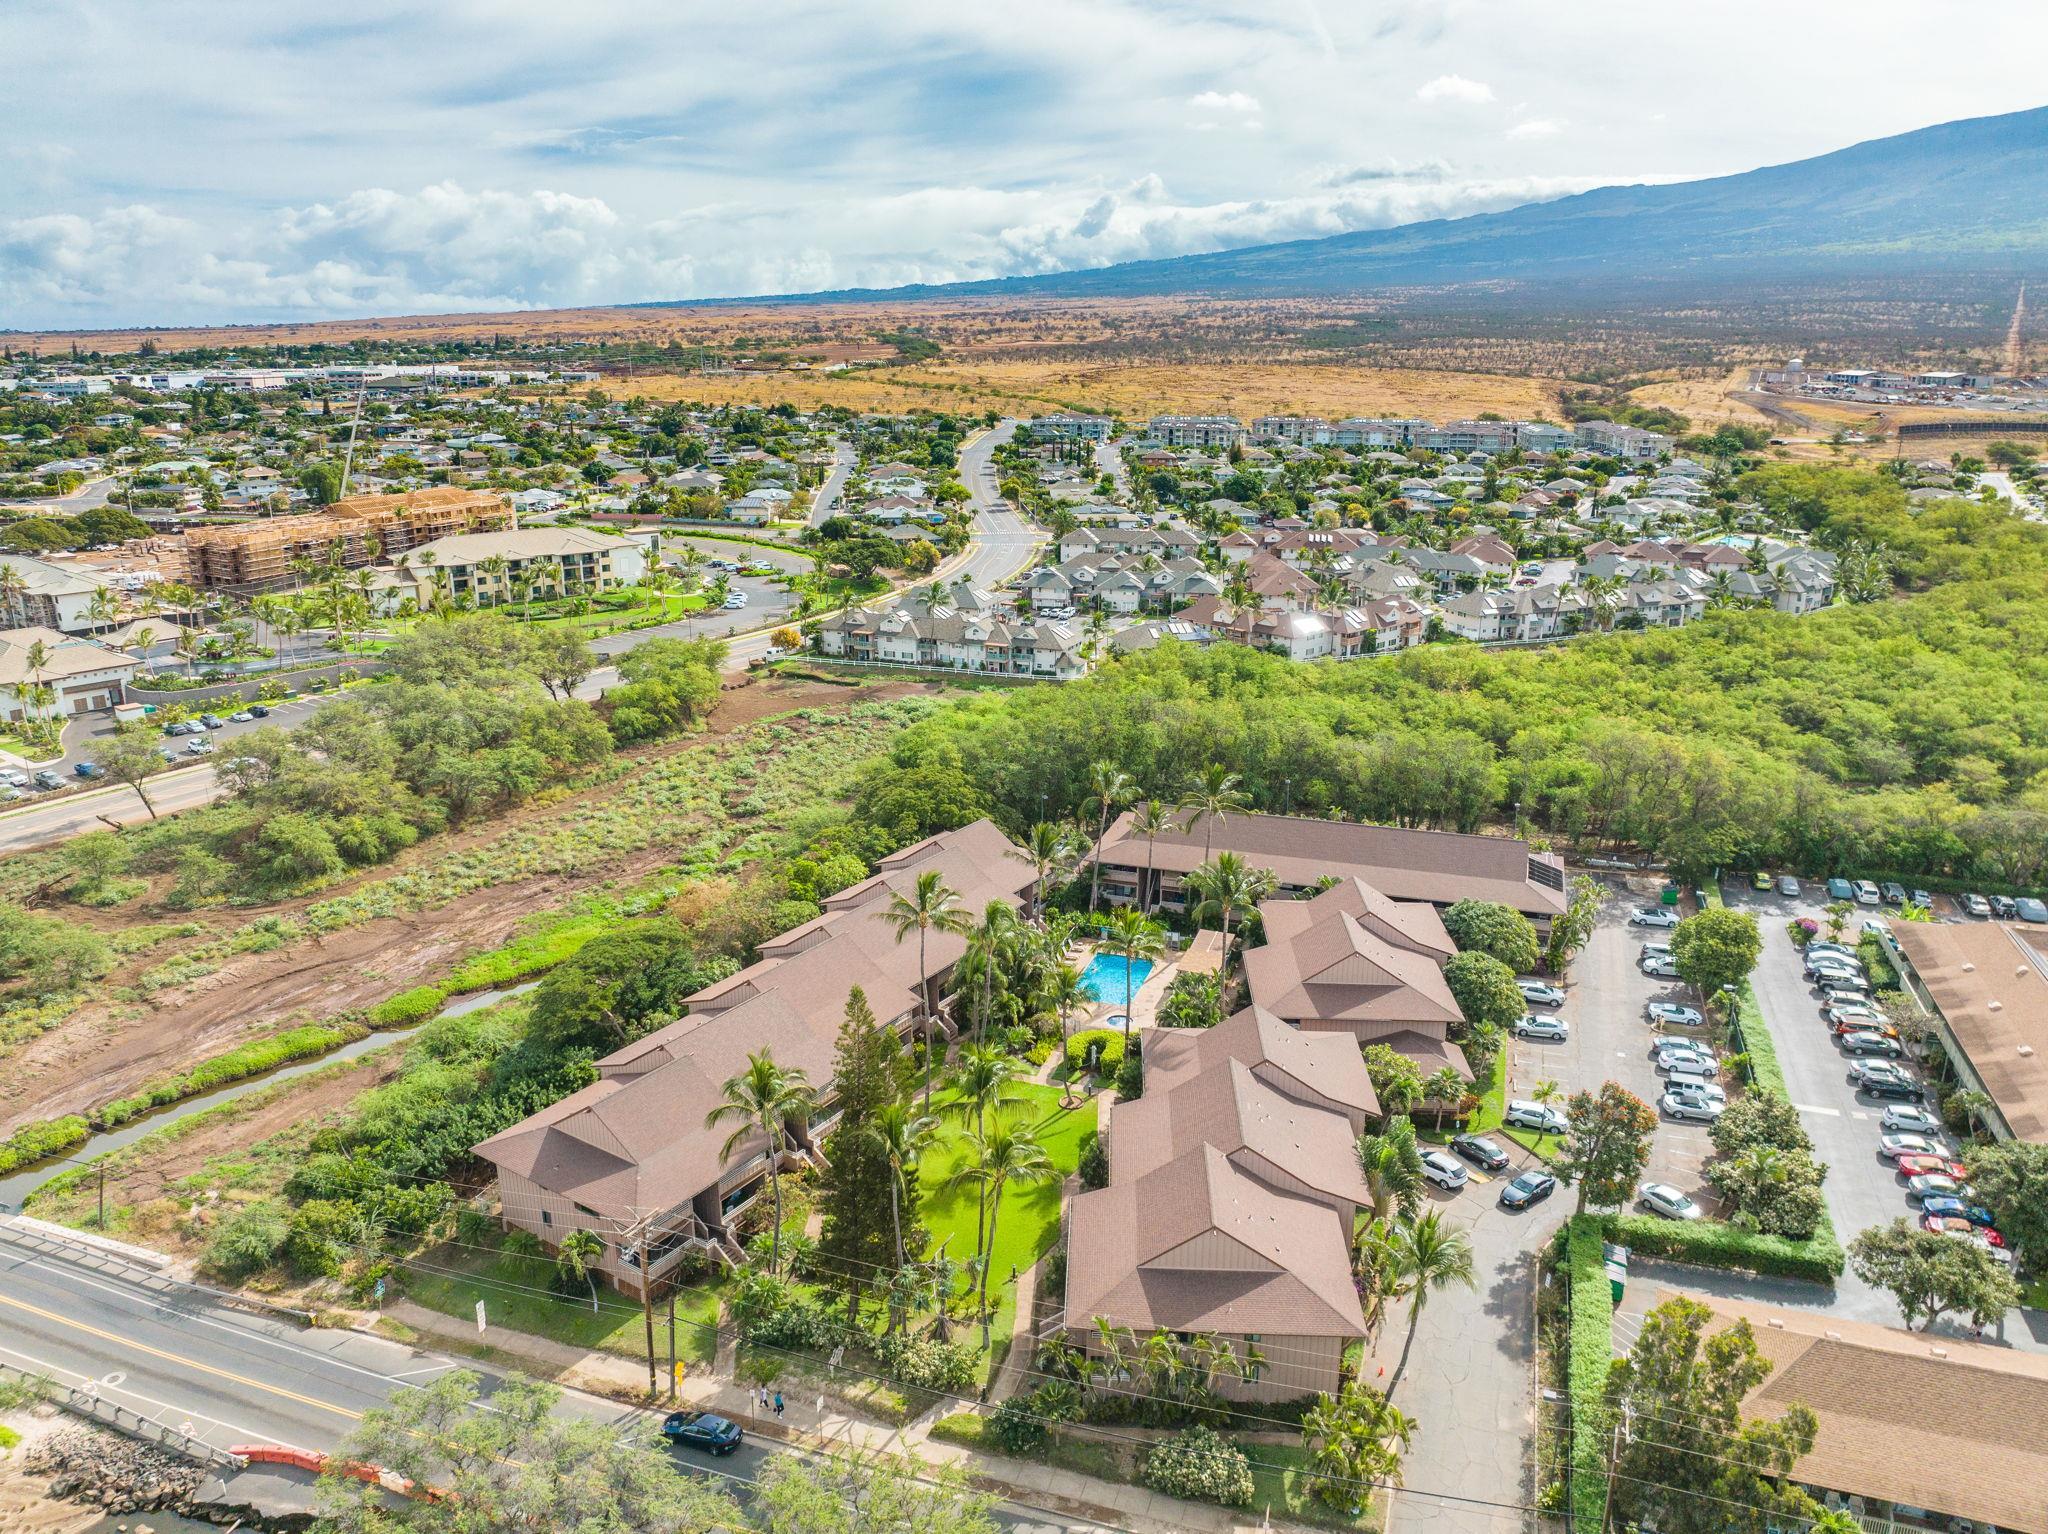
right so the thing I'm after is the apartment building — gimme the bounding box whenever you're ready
[818,603,1091,680]
[476,821,1037,1294]
[0,556,110,633]
[1030,412,1115,441]
[1573,420,1673,460]
[1250,416,1332,445]
[182,487,512,590]
[0,626,140,719]
[1145,415,1249,450]
[388,527,647,608]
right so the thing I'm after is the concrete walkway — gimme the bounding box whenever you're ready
[371,1299,1302,1534]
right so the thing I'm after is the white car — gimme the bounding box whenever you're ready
[1517,981,1566,1008]
[1880,1104,1943,1135]
[1878,1133,1946,1161]
[1512,1014,1569,1042]
[1661,1088,1724,1123]
[1642,954,1681,979]
[1505,1100,1568,1135]
[1653,1049,1718,1078]
[1861,918,1891,938]
[1420,1149,1469,1190]
[185,738,216,755]
[0,769,28,787]
[1637,1183,1704,1221]
[1630,907,1680,928]
[1646,1002,1705,1027]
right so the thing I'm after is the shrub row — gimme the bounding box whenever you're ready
[1064,1028,1126,1075]
[1600,1213,1845,1283]
[368,985,447,1027]
[440,914,609,993]
[0,1115,90,1176]
[94,1021,371,1128]
[1562,1217,1614,1534]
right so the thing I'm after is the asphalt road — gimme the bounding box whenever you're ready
[0,423,1043,856]
[0,1220,1113,1533]
[808,440,857,528]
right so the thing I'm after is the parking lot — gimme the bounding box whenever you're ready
[1508,878,1721,1214]
[1718,879,1986,1326]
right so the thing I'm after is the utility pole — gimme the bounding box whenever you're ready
[667,1287,677,1400]
[97,1163,106,1229]
[629,1214,658,1397]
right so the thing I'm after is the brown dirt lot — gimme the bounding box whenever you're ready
[0,673,934,1138]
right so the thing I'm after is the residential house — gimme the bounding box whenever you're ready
[818,604,1090,680]
[0,626,140,719]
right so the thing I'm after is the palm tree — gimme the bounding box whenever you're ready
[1125,798,1175,915]
[1355,1118,1423,1227]
[860,1102,935,1281]
[882,870,970,1110]
[1352,1218,1400,1335]
[555,1228,607,1309]
[1301,1387,1416,1512]
[1180,765,1248,860]
[704,1051,815,1275]
[1422,1065,1469,1131]
[1184,851,1276,958]
[945,1121,1056,1345]
[1012,821,1072,920]
[1099,906,1165,1040]
[87,586,120,632]
[1041,962,1092,1107]
[1083,762,1136,912]
[960,901,1015,1046]
[1384,1209,1476,1401]
[948,1042,1026,1260]
[0,564,26,622]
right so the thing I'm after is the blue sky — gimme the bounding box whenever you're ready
[4,0,2047,329]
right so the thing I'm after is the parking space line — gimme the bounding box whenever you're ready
[1793,1103,1842,1117]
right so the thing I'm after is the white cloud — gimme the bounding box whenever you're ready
[1415,73,1494,105]
[1188,90,1261,114]
[1506,117,1565,139]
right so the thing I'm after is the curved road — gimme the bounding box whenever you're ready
[0,423,1041,856]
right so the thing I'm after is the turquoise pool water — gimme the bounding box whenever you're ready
[1080,952,1153,1006]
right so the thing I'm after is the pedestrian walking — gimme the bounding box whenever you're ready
[773,1391,785,1420]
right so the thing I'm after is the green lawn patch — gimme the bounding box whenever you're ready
[918,1083,1095,1362]
[1245,1441,1383,1532]
[402,1233,722,1368]
[442,912,611,993]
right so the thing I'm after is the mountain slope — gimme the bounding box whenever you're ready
[755,105,2048,303]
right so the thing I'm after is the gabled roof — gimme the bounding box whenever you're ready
[1065,1144,1368,1339]
[1146,1004,1380,1121]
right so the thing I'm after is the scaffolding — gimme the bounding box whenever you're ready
[182,487,514,590]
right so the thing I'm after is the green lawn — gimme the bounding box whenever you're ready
[918,1082,1095,1356]
[402,1232,722,1368]
[1246,1441,1383,1531]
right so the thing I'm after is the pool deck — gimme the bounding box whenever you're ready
[1073,945,1179,1033]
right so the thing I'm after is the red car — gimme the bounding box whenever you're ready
[1895,1154,1969,1180]
[1829,1016,1897,1038]
[1922,1214,2007,1248]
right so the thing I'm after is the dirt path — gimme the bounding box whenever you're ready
[0,675,935,1137]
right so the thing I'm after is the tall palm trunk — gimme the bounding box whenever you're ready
[919,926,933,1111]
[1386,1299,1426,1401]
[980,1180,1006,1345]
[767,1130,784,1275]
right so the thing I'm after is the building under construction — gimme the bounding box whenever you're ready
[182,487,514,591]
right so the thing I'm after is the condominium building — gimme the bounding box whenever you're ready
[1573,420,1673,461]
[181,487,513,591]
[0,556,110,634]
[1145,415,1248,450]
[388,527,646,609]
[1030,412,1114,442]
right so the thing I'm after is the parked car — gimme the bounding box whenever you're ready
[1660,1088,1724,1123]
[1840,1030,1902,1057]
[1663,1071,1725,1105]
[162,721,186,736]
[661,1410,743,1455]
[1505,1100,1568,1135]
[1963,893,1992,917]
[1830,1017,1897,1040]
[1822,999,1883,1025]
[1630,907,1679,928]
[32,770,63,790]
[1653,1048,1718,1079]
[1517,981,1566,1008]
[1647,1002,1705,1027]
[1852,880,1881,906]
[1910,889,1933,910]
[185,738,216,755]
[1450,1134,1509,1171]
[1498,1170,1557,1210]
[1881,881,1908,906]
[1878,1133,1947,1162]
[1861,1076,1925,1103]
[73,761,102,778]
[1880,1104,1943,1135]
[1751,871,1773,891]
[1907,1173,1976,1202]
[198,713,225,729]
[0,769,27,787]
[1777,876,1801,897]
[1512,1014,1569,1042]
[1991,895,2020,920]
[1817,978,1872,1004]
[229,710,254,722]
[1826,877,1856,901]
[1637,1183,1704,1221]
[1894,1155,1969,1181]
[1918,1196,1996,1228]
[2018,898,2048,924]
[248,703,270,718]
[1921,1213,2007,1247]
[1420,1149,1469,1190]
[1805,954,1865,980]
[1642,954,1681,979]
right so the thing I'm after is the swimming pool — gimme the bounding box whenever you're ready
[1079,951,1154,1006]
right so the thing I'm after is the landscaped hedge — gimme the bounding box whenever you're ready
[1600,1213,1845,1283]
[94,1021,371,1128]
[0,1115,90,1176]
[1064,1028,1126,1075]
[1562,1216,1613,1534]
[368,985,447,1027]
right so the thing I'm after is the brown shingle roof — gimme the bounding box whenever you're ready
[1891,922,2048,1142]
[1145,1005,1380,1125]
[1097,810,1567,920]
[1671,1292,2048,1534]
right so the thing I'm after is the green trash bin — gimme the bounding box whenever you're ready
[1660,883,1681,907]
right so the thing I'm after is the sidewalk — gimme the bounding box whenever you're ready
[370,1299,1294,1534]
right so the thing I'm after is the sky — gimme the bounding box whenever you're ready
[5,0,2048,331]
